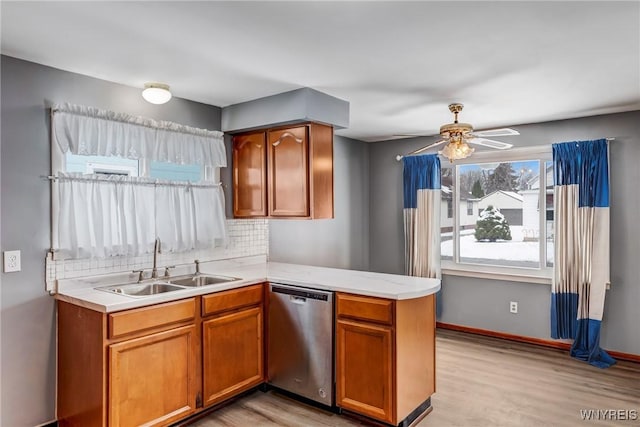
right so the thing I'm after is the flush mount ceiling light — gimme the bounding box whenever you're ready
[142,83,172,104]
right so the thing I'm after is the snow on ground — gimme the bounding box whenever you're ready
[442,226,553,263]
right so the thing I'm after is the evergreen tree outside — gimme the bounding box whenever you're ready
[475,205,512,242]
[459,169,484,196]
[485,163,518,194]
[471,179,485,198]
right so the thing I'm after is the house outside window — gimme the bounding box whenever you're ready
[440,147,553,281]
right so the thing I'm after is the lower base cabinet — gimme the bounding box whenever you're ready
[202,305,264,406]
[109,325,198,427]
[57,284,265,427]
[336,319,394,423]
[58,284,435,427]
[336,293,436,426]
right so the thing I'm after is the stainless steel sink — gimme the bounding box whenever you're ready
[97,282,185,297]
[95,273,241,297]
[169,274,240,287]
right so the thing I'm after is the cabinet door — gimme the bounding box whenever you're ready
[267,126,309,217]
[233,132,267,217]
[109,325,198,427]
[336,319,394,424]
[202,306,264,406]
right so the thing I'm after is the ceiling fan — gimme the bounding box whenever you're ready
[396,103,519,162]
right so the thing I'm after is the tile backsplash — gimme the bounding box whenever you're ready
[46,218,268,289]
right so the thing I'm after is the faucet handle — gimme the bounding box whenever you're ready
[194,259,201,275]
[164,265,176,278]
[133,269,146,283]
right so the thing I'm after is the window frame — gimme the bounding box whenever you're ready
[440,146,553,284]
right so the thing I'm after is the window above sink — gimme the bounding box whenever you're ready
[49,103,227,262]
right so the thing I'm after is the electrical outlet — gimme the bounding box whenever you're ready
[509,301,518,314]
[3,250,21,273]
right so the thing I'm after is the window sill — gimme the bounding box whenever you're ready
[441,262,552,285]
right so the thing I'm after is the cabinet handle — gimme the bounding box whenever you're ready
[290,296,307,305]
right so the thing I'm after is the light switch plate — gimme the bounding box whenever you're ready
[3,250,21,273]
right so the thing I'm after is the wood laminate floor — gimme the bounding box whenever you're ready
[189,329,640,427]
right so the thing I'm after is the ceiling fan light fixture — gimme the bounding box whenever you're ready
[142,82,172,104]
[439,141,474,162]
[396,103,516,162]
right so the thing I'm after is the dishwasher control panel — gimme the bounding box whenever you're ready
[271,285,329,301]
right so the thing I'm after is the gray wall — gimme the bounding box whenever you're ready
[268,135,370,271]
[369,111,640,355]
[0,55,222,427]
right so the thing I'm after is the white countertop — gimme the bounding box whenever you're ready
[55,256,441,313]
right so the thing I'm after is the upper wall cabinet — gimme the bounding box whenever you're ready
[233,132,268,217]
[232,123,334,219]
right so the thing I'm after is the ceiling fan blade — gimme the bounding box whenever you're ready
[397,140,447,160]
[392,134,432,138]
[468,137,513,150]
[472,128,520,137]
[412,140,446,155]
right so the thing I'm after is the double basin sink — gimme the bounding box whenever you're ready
[96,274,241,298]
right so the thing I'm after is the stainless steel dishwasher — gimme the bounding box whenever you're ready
[268,283,334,407]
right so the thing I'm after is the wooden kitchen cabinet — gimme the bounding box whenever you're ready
[232,132,267,217]
[336,293,436,426]
[267,126,309,217]
[57,298,198,427]
[232,122,333,219]
[109,325,198,427]
[336,318,394,423]
[201,284,264,407]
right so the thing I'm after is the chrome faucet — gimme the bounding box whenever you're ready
[152,238,161,278]
[194,259,201,276]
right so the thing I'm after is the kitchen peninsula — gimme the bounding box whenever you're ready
[56,256,440,427]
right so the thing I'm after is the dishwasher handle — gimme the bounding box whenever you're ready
[271,285,330,302]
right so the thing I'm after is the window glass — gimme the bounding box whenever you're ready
[458,160,540,269]
[64,153,203,182]
[65,153,139,176]
[149,161,201,182]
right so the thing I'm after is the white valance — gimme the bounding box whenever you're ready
[54,173,227,259]
[52,103,226,167]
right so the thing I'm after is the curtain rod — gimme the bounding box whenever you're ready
[395,137,616,162]
[44,174,221,189]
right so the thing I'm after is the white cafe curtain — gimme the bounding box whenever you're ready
[55,174,227,259]
[51,103,228,259]
[52,103,226,167]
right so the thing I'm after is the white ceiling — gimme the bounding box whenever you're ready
[2,1,639,142]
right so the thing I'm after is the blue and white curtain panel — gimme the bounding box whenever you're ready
[402,154,441,279]
[551,139,615,368]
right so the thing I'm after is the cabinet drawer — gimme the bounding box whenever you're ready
[336,293,394,326]
[202,284,263,317]
[109,298,195,339]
